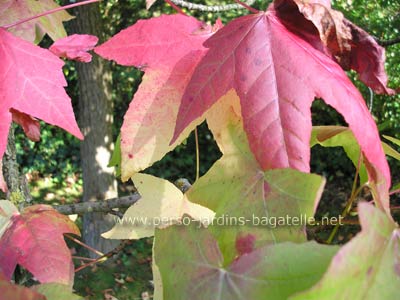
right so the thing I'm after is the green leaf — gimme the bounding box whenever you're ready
[154,225,338,300]
[186,94,325,263]
[291,203,399,300]
[108,134,121,177]
[34,283,82,300]
[383,134,400,147]
[310,126,367,183]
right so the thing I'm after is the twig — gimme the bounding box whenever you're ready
[75,240,131,272]
[165,0,187,15]
[169,0,256,12]
[65,233,104,256]
[54,194,140,215]
[377,37,400,47]
[53,178,191,215]
[72,256,96,261]
[232,0,259,13]
[326,153,363,244]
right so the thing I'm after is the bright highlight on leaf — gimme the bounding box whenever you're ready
[102,173,215,239]
[0,205,80,286]
[292,203,399,300]
[0,200,18,239]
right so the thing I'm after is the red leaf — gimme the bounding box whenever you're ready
[95,15,214,180]
[172,10,390,186]
[0,273,45,300]
[0,28,83,191]
[235,233,256,256]
[274,0,394,94]
[49,34,99,62]
[11,109,41,142]
[0,205,80,285]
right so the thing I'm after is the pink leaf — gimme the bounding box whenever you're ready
[95,15,214,180]
[0,205,80,286]
[50,34,99,62]
[172,10,390,187]
[0,28,83,191]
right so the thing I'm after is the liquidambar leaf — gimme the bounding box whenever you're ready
[34,283,83,300]
[311,126,400,212]
[0,205,80,285]
[172,7,390,188]
[0,0,73,44]
[274,0,394,94]
[102,173,214,239]
[0,200,18,238]
[11,109,40,142]
[0,28,83,191]
[186,92,325,262]
[49,34,98,63]
[292,202,399,300]
[0,273,45,300]
[154,225,338,300]
[95,14,216,181]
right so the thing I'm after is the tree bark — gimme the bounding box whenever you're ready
[67,2,118,257]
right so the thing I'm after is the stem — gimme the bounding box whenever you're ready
[72,256,96,262]
[165,0,187,15]
[233,0,259,13]
[194,128,200,181]
[75,240,130,272]
[325,186,363,244]
[54,193,140,215]
[326,153,362,244]
[2,0,101,29]
[65,233,104,257]
[389,188,400,196]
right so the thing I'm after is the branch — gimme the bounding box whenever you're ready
[169,0,256,12]
[53,178,192,215]
[378,37,400,47]
[54,194,140,215]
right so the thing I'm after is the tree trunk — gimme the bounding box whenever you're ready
[67,2,118,257]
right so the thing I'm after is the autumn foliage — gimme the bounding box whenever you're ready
[0,0,399,299]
